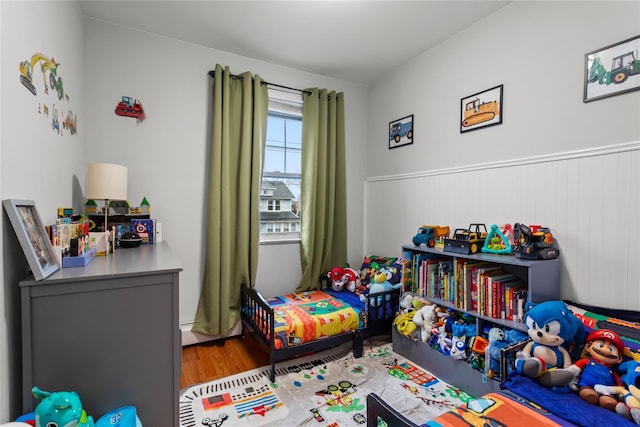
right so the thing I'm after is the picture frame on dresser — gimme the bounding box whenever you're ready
[2,199,59,280]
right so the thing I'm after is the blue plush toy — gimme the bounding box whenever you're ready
[32,386,95,427]
[515,300,585,388]
[361,267,401,305]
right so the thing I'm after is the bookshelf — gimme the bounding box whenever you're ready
[400,245,560,332]
[393,243,560,395]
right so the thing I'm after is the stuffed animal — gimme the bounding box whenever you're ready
[450,335,468,360]
[412,303,437,343]
[327,267,360,292]
[485,327,509,379]
[361,267,402,305]
[328,267,346,291]
[399,293,415,314]
[32,386,95,427]
[595,360,640,423]
[394,311,419,340]
[515,300,585,388]
[560,329,625,411]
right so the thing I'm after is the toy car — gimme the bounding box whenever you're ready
[443,223,488,254]
[412,225,450,247]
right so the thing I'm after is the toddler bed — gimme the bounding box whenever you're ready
[241,256,402,382]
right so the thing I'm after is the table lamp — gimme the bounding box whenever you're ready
[85,163,128,239]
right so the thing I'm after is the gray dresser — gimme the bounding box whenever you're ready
[20,242,182,425]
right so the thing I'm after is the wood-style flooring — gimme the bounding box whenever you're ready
[180,332,270,389]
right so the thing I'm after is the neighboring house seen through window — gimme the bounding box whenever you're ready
[261,90,302,242]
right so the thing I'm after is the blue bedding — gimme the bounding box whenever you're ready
[503,374,637,427]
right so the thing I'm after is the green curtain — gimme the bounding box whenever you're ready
[296,89,347,292]
[192,64,268,336]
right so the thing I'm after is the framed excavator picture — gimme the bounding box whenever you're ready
[460,85,503,133]
[583,35,640,103]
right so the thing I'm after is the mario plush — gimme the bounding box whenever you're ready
[564,329,625,411]
[515,300,585,388]
[595,360,640,423]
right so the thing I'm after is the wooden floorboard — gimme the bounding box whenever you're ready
[180,332,393,389]
[180,332,270,389]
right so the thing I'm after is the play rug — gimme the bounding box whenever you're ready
[179,340,473,427]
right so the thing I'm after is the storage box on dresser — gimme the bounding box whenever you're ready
[20,242,182,426]
[393,244,560,397]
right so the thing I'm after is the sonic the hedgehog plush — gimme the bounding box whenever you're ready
[515,300,585,388]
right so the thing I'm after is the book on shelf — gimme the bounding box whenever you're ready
[502,280,527,321]
[460,261,491,311]
[489,273,516,318]
[476,266,503,316]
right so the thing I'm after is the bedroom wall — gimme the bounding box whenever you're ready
[81,19,370,335]
[0,1,85,420]
[364,1,640,309]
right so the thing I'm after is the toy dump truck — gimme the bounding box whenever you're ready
[412,225,450,247]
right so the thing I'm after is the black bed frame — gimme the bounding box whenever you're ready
[366,393,419,427]
[240,278,401,382]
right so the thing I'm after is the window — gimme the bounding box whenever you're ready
[260,89,302,242]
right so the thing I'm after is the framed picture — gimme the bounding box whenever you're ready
[460,85,503,133]
[3,199,59,280]
[584,35,640,103]
[389,115,413,149]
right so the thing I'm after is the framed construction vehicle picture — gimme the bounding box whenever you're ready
[460,85,503,133]
[584,35,640,103]
[388,115,413,149]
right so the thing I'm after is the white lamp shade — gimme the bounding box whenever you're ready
[85,163,128,201]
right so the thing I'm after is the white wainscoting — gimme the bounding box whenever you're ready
[364,141,640,310]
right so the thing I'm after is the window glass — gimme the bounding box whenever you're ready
[261,100,302,242]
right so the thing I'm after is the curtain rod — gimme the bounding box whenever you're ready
[207,70,313,96]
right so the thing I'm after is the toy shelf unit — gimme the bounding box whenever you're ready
[400,244,560,332]
[395,244,560,394]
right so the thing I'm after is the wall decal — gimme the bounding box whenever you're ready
[19,52,77,137]
[115,96,146,123]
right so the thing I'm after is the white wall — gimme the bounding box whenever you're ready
[364,1,640,308]
[0,1,85,420]
[82,19,370,332]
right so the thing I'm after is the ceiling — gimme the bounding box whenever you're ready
[78,1,511,85]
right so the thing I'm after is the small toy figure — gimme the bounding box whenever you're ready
[565,329,624,411]
[32,386,95,427]
[515,300,585,388]
[412,303,437,343]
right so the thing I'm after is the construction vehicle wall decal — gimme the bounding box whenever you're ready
[19,53,64,100]
[115,96,146,122]
[18,51,77,137]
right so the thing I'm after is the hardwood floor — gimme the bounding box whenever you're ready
[180,332,393,389]
[180,332,270,389]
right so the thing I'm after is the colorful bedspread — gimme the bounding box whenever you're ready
[423,390,577,427]
[266,291,361,349]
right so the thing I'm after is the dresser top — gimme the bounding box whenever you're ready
[20,242,183,287]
